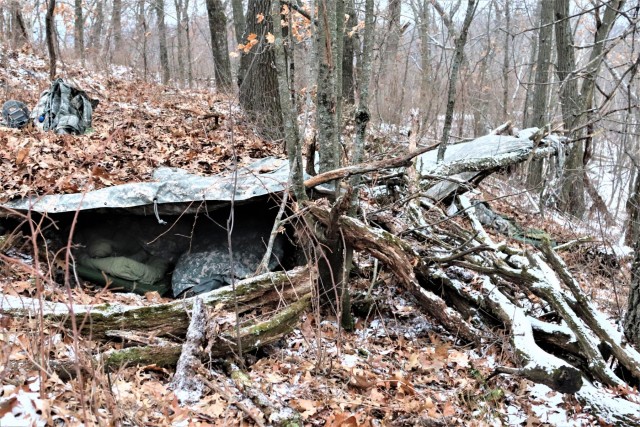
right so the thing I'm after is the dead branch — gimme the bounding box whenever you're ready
[541,241,640,381]
[303,143,440,189]
[170,297,207,404]
[307,204,480,344]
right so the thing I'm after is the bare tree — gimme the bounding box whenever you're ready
[435,0,479,162]
[154,0,170,85]
[205,0,232,91]
[46,0,56,80]
[554,0,625,216]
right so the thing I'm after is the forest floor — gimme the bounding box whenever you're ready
[0,48,631,426]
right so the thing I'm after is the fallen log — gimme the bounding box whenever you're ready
[0,267,311,341]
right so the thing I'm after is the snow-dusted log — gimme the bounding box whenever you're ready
[170,297,207,404]
[459,196,623,387]
[418,129,565,200]
[479,275,583,393]
[541,241,640,381]
[0,267,311,341]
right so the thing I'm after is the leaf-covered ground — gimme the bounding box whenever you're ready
[0,48,627,426]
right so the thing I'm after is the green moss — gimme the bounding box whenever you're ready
[103,345,182,369]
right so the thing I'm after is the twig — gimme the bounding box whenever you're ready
[255,191,288,275]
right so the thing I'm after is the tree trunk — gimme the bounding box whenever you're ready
[181,0,193,88]
[155,0,170,85]
[137,0,148,80]
[501,0,510,119]
[554,0,584,215]
[74,0,84,61]
[174,0,185,86]
[10,1,28,47]
[271,0,305,201]
[316,0,340,177]
[90,0,104,52]
[205,0,232,92]
[239,0,283,139]
[526,0,554,189]
[381,0,401,77]
[231,0,246,45]
[415,0,434,131]
[112,0,122,46]
[436,0,478,162]
[341,0,356,104]
[45,0,56,80]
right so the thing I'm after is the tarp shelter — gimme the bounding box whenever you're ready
[2,157,292,297]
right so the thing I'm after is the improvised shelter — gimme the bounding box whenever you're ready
[2,157,294,298]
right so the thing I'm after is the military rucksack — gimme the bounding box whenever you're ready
[1,100,30,129]
[31,79,97,135]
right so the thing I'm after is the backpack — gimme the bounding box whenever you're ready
[31,79,97,135]
[1,100,30,129]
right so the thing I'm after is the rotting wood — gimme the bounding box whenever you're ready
[1,267,311,341]
[170,297,207,404]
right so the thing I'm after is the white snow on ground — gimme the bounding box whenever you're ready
[0,378,47,427]
[526,383,585,426]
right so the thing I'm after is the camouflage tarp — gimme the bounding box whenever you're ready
[2,157,290,214]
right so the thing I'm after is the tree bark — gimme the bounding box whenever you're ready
[380,0,401,77]
[112,0,122,46]
[436,0,478,162]
[74,0,84,61]
[45,0,56,80]
[239,0,283,139]
[231,0,246,45]
[271,0,305,200]
[526,0,554,189]
[90,0,104,52]
[501,0,510,120]
[155,0,170,85]
[341,0,356,104]
[182,0,194,88]
[317,0,340,178]
[205,0,232,91]
[10,1,29,47]
[174,0,185,86]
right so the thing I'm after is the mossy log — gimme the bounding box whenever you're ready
[0,267,311,341]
